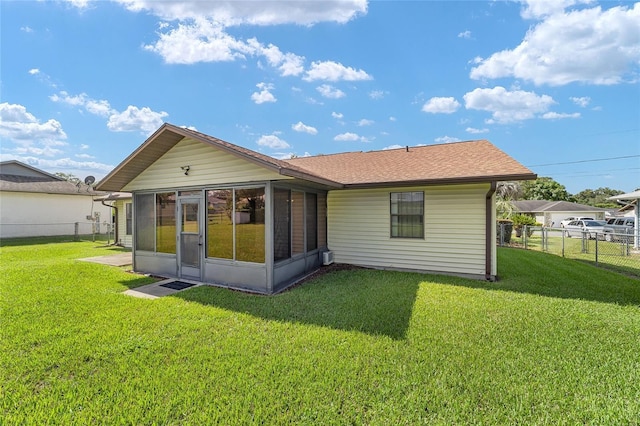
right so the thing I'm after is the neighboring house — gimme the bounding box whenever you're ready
[93,192,133,248]
[0,160,112,239]
[513,200,607,228]
[96,123,536,294]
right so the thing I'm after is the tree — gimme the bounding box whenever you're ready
[496,181,522,218]
[54,172,81,184]
[573,187,624,208]
[521,177,571,201]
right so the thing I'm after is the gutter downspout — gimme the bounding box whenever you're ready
[486,182,497,281]
[101,200,118,245]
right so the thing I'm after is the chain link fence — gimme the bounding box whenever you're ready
[1,222,114,243]
[498,224,640,277]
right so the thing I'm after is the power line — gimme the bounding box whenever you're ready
[528,155,640,168]
[549,167,640,177]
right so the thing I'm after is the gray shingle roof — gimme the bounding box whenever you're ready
[0,174,102,196]
[514,200,607,213]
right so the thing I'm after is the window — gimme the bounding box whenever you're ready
[273,188,291,261]
[125,202,132,235]
[207,189,233,260]
[205,188,265,263]
[306,193,317,252]
[272,188,327,262]
[156,193,176,254]
[135,193,154,251]
[235,188,265,263]
[390,192,424,238]
[291,191,305,255]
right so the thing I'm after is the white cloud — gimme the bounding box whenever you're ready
[304,61,372,82]
[357,119,374,126]
[107,105,168,134]
[471,3,640,86]
[65,0,91,9]
[21,26,34,33]
[259,43,305,77]
[251,82,277,104]
[51,91,114,117]
[50,91,88,107]
[570,96,591,107]
[0,103,67,152]
[75,153,95,159]
[51,90,166,133]
[85,99,113,117]
[133,2,369,82]
[466,127,489,134]
[291,121,318,135]
[422,97,461,114]
[114,0,368,25]
[519,0,594,19]
[334,132,370,142]
[316,84,345,99]
[80,144,90,150]
[541,112,581,119]
[331,112,344,119]
[383,144,403,150]
[144,19,253,64]
[435,136,461,143]
[28,68,56,88]
[463,86,555,123]
[257,134,290,149]
[13,146,65,157]
[389,116,397,122]
[369,90,386,99]
[458,30,471,39]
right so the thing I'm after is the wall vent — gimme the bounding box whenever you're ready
[322,251,334,266]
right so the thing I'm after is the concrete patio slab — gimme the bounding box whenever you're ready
[124,279,202,299]
[78,252,132,267]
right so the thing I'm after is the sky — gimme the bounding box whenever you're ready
[1,0,639,194]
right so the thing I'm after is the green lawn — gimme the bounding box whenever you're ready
[1,240,640,424]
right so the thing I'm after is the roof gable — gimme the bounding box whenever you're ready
[0,160,64,181]
[97,124,340,191]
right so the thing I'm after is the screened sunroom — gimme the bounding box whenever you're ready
[131,183,327,294]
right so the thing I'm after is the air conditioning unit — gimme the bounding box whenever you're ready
[322,251,334,266]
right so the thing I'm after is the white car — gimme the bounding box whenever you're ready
[564,220,605,239]
[560,216,594,228]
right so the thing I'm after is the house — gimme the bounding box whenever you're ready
[93,192,133,247]
[0,160,113,239]
[96,123,536,294]
[512,200,607,227]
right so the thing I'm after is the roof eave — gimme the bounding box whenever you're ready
[279,167,344,188]
[341,173,538,190]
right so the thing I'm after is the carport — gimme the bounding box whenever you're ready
[609,190,640,250]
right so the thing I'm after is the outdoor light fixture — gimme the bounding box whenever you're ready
[181,165,191,175]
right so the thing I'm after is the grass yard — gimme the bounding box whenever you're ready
[1,240,640,424]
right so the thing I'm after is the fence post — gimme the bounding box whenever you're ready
[562,229,565,257]
[524,225,528,249]
[74,222,79,241]
[595,233,598,266]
